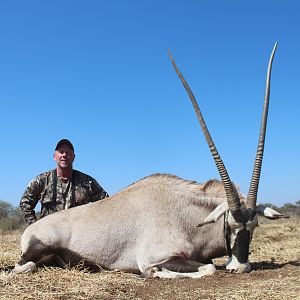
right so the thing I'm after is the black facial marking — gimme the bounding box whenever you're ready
[225,227,232,256]
[230,207,256,223]
[232,228,251,263]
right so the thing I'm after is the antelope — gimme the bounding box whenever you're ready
[13,43,285,278]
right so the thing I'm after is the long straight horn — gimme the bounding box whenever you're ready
[168,49,240,211]
[247,42,278,209]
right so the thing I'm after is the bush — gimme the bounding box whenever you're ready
[0,200,25,232]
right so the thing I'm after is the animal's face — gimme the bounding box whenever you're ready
[225,208,258,273]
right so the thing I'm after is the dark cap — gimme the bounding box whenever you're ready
[55,139,74,152]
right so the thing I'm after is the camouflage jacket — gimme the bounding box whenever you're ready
[20,169,109,225]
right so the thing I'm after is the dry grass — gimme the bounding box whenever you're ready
[0,218,299,300]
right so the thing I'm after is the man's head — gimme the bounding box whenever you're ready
[53,139,75,170]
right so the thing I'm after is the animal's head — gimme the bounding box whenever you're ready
[169,43,287,273]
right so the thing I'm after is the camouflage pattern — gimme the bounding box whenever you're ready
[20,169,109,225]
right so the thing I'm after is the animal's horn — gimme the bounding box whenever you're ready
[247,42,278,209]
[168,49,240,211]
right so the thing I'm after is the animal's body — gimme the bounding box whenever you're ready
[13,43,285,279]
[18,175,231,277]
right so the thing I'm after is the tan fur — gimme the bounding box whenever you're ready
[17,173,228,277]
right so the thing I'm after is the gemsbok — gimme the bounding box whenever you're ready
[13,43,286,278]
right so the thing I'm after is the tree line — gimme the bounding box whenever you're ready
[0,199,299,233]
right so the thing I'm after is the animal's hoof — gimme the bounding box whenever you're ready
[12,262,36,274]
[198,264,216,276]
[141,267,159,278]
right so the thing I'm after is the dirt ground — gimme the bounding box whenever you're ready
[0,218,299,300]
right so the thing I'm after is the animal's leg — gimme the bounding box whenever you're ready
[142,257,216,279]
[12,254,68,274]
[150,264,216,279]
[12,261,36,274]
[36,254,67,268]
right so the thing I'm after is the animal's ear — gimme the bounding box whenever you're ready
[198,202,228,227]
[256,205,289,220]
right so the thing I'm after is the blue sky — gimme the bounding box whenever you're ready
[0,1,299,207]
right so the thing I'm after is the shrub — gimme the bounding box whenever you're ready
[0,200,25,232]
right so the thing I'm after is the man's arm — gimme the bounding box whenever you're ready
[20,176,43,225]
[90,177,109,202]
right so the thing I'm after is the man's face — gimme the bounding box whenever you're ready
[53,144,75,169]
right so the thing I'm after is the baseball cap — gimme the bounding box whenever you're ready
[55,139,74,152]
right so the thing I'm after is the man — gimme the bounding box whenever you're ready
[20,139,109,225]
